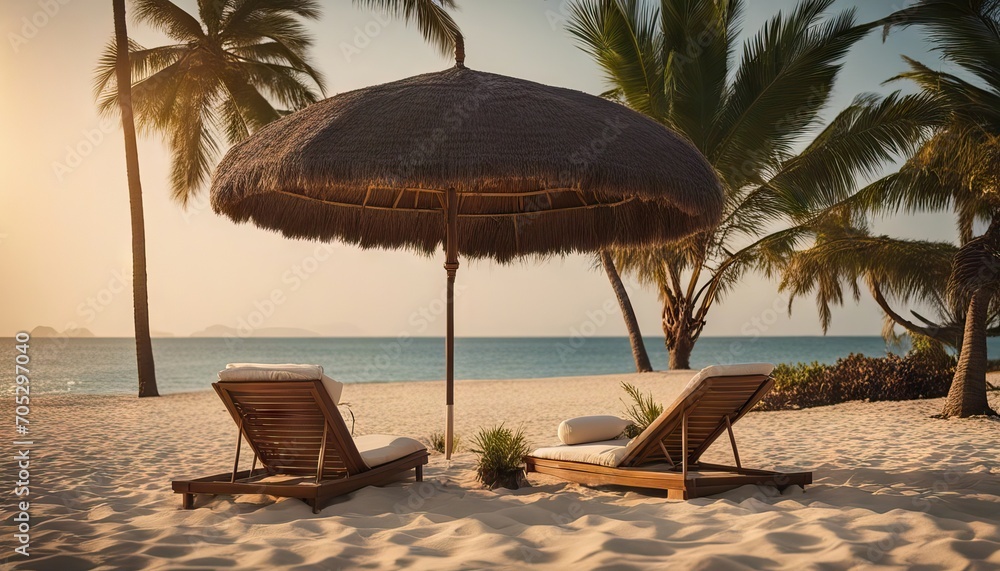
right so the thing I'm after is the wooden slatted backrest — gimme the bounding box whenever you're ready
[620,373,773,468]
[213,380,368,477]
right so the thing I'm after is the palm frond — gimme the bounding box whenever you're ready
[619,382,662,438]
[94,0,324,204]
[764,90,946,217]
[229,40,326,95]
[167,85,221,204]
[216,69,281,140]
[568,0,944,358]
[710,0,873,189]
[882,0,1000,93]
[568,0,667,120]
[660,0,743,149]
[353,0,460,58]
[222,0,322,29]
[132,0,205,41]
[781,233,958,332]
[94,39,189,115]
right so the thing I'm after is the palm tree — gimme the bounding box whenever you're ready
[780,0,1000,417]
[95,1,464,205]
[112,0,158,397]
[97,0,462,396]
[945,219,1000,416]
[878,0,1000,416]
[95,0,328,205]
[568,0,936,368]
[777,220,973,350]
[97,0,326,397]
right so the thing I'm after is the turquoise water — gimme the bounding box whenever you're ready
[3,336,996,395]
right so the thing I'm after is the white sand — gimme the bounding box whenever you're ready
[11,371,1000,569]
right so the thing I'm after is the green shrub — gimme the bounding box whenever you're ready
[907,334,955,369]
[756,353,954,411]
[619,382,663,438]
[771,361,829,391]
[470,424,530,490]
[760,362,830,410]
[426,431,461,454]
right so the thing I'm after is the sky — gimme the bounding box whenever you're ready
[0,0,955,339]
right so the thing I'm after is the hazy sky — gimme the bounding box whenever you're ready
[0,0,952,339]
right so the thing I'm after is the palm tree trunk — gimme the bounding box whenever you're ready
[942,289,995,417]
[662,304,697,370]
[599,251,652,372]
[114,0,158,397]
[668,334,694,370]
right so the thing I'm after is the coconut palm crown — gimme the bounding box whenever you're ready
[779,0,1000,417]
[94,0,328,205]
[568,0,939,368]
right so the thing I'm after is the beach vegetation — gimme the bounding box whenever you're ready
[94,0,327,205]
[619,382,662,438]
[758,353,954,411]
[426,431,461,454]
[770,362,828,393]
[782,0,1000,417]
[778,217,972,351]
[354,0,462,58]
[470,424,530,490]
[93,0,463,395]
[907,334,954,369]
[942,221,1000,416]
[568,0,932,369]
[108,0,158,397]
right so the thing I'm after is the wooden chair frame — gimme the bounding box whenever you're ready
[525,374,812,499]
[172,379,428,513]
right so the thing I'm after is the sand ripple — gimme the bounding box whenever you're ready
[5,372,999,569]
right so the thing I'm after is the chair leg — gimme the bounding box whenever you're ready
[311,498,320,514]
[182,493,194,509]
[415,465,423,482]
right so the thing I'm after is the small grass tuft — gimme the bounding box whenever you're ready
[470,424,530,490]
[619,382,663,438]
[426,431,461,454]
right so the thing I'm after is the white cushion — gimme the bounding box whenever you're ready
[354,435,426,469]
[218,363,344,405]
[530,439,630,468]
[624,363,774,458]
[558,415,631,445]
[221,362,323,379]
[678,363,775,394]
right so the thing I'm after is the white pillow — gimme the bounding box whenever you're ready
[218,363,344,404]
[558,415,632,445]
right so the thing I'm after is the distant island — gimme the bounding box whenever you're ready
[189,325,323,338]
[30,325,94,338]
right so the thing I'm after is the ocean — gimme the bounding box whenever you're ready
[4,336,996,396]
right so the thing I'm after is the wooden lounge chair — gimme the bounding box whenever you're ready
[172,365,428,513]
[525,363,812,499]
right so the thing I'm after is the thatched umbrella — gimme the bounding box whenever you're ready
[211,42,724,458]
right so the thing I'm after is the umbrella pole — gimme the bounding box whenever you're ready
[444,187,459,460]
